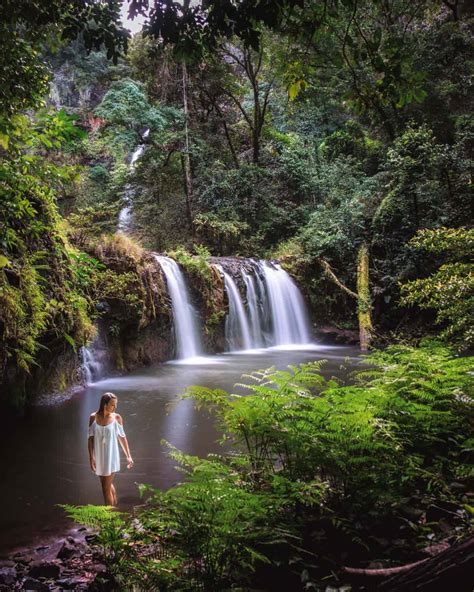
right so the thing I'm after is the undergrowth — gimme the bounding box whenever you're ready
[64,341,473,591]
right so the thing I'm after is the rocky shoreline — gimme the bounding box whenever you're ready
[0,529,111,592]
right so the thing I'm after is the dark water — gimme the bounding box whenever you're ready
[0,345,361,553]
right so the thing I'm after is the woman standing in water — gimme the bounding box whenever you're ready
[88,392,133,506]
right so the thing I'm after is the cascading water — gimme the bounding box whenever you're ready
[242,270,265,348]
[155,255,202,359]
[218,267,252,351]
[81,346,103,385]
[117,129,149,233]
[261,261,311,345]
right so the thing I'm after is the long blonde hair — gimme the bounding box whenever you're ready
[97,392,117,415]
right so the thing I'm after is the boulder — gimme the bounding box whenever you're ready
[28,560,61,579]
[0,567,16,586]
[22,577,51,591]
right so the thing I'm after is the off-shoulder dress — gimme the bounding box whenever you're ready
[88,416,126,477]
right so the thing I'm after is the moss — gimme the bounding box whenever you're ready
[168,245,213,283]
[356,242,373,351]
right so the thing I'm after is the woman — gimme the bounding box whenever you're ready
[88,392,133,506]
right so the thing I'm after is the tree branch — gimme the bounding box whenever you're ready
[319,258,358,299]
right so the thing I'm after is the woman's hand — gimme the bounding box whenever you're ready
[126,456,134,469]
[90,458,96,472]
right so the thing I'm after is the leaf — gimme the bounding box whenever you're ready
[0,255,10,268]
[64,333,77,352]
[0,133,9,150]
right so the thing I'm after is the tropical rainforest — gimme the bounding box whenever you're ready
[0,0,473,590]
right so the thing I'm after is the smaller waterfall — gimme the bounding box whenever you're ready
[155,255,202,359]
[261,262,311,346]
[219,267,252,351]
[242,271,265,348]
[81,346,103,385]
[117,129,149,233]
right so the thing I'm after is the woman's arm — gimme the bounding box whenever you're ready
[88,413,96,472]
[116,414,134,469]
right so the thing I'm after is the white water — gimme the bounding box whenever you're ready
[219,267,252,351]
[117,130,149,233]
[155,255,202,359]
[261,261,311,346]
[81,346,103,385]
[242,271,265,348]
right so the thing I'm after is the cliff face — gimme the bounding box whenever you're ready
[2,237,322,409]
[0,244,229,408]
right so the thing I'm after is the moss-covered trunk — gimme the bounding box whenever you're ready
[357,242,373,351]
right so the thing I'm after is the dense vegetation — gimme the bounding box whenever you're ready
[1,1,473,401]
[0,0,472,588]
[64,341,473,590]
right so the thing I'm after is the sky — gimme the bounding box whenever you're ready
[120,2,147,35]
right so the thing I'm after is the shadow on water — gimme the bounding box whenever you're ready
[0,345,362,553]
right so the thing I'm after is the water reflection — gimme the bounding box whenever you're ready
[0,345,361,552]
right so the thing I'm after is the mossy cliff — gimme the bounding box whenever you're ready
[0,172,94,409]
[89,235,172,372]
[0,229,230,409]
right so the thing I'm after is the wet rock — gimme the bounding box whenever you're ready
[313,325,359,345]
[86,571,115,592]
[22,577,51,591]
[28,560,61,579]
[57,538,81,560]
[0,566,16,585]
[400,504,424,520]
[57,576,89,589]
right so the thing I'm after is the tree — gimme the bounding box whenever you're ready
[216,41,275,164]
[400,228,474,349]
[320,242,373,351]
[0,0,128,118]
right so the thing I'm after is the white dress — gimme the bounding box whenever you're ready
[88,416,126,477]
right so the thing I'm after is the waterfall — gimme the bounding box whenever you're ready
[260,261,311,346]
[81,346,103,385]
[117,129,149,233]
[242,271,265,348]
[155,255,202,359]
[218,267,252,351]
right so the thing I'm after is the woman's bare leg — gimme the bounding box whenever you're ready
[111,480,118,506]
[99,475,115,506]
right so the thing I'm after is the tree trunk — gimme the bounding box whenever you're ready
[181,61,194,230]
[356,242,373,351]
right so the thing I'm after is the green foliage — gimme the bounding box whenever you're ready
[401,228,474,348]
[374,124,445,236]
[0,111,95,402]
[65,342,473,589]
[0,0,128,116]
[60,504,129,566]
[168,246,212,283]
[193,212,250,255]
[95,78,168,137]
[136,448,283,590]
[67,205,119,247]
